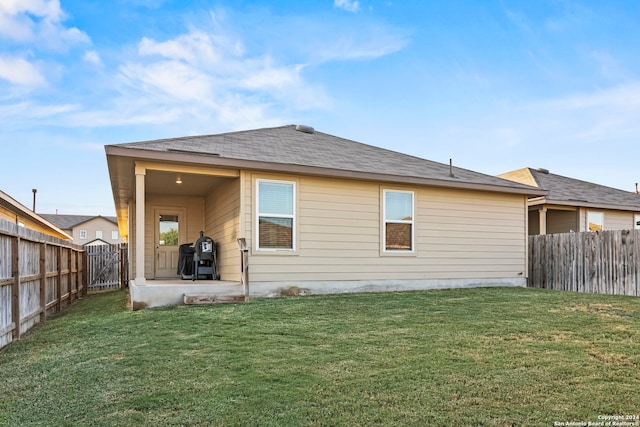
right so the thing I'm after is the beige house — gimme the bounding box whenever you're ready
[40,214,120,245]
[0,189,71,240]
[499,167,640,235]
[106,125,545,308]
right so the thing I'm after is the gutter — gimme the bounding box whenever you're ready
[528,197,640,212]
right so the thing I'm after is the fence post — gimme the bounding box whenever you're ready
[39,243,46,322]
[82,250,88,296]
[120,244,125,289]
[56,246,62,313]
[67,247,73,305]
[237,238,249,301]
[529,230,640,296]
[11,235,20,340]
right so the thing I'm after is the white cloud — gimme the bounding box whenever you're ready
[120,60,214,102]
[538,82,640,110]
[0,55,46,86]
[241,62,304,90]
[317,30,408,61]
[0,6,400,132]
[0,0,89,49]
[0,1,90,92]
[115,25,330,129]
[83,50,102,67]
[334,0,360,13]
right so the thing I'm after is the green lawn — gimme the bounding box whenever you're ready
[1,287,639,426]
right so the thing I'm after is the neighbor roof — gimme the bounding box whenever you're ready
[40,214,118,230]
[107,125,544,196]
[499,167,640,211]
[0,190,72,240]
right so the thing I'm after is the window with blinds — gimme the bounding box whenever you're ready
[257,180,295,250]
[383,189,414,252]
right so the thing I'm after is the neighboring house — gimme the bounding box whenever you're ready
[0,189,71,240]
[105,124,545,308]
[84,238,113,247]
[40,214,120,245]
[499,167,640,235]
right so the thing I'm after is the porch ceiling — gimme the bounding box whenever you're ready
[145,170,228,197]
[105,152,239,240]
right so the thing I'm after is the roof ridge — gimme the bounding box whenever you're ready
[111,124,296,146]
[531,167,637,194]
[106,125,545,195]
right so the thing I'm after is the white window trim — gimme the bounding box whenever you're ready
[79,229,87,239]
[256,178,296,251]
[382,189,415,253]
[586,211,604,232]
[634,214,640,230]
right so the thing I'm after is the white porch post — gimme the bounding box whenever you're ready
[135,165,146,284]
[538,207,547,235]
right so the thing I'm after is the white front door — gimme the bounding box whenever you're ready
[154,209,184,279]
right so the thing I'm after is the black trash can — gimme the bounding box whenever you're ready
[177,243,195,279]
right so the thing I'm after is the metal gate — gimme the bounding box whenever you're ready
[86,243,128,291]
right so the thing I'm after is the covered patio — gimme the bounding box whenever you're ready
[106,144,249,309]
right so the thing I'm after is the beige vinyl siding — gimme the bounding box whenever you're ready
[72,217,119,243]
[0,206,20,224]
[416,188,525,279]
[604,210,637,230]
[579,208,638,232]
[0,206,64,237]
[204,177,241,280]
[244,172,527,282]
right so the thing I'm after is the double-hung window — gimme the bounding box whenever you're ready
[383,189,414,252]
[257,179,295,250]
[635,214,640,230]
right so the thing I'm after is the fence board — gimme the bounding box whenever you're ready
[529,230,640,296]
[86,243,126,291]
[0,218,88,350]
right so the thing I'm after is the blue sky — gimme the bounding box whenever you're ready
[2,0,640,216]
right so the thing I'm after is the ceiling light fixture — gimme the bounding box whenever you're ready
[176,176,183,184]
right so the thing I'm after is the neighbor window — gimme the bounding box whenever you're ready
[587,211,604,232]
[635,214,640,230]
[79,230,87,239]
[112,230,119,240]
[257,179,295,250]
[383,190,414,252]
[96,230,103,239]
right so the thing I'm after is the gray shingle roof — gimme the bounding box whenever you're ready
[113,125,539,192]
[501,167,640,210]
[40,214,117,230]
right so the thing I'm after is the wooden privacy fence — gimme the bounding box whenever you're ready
[86,243,127,291]
[529,229,640,296]
[0,219,87,350]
